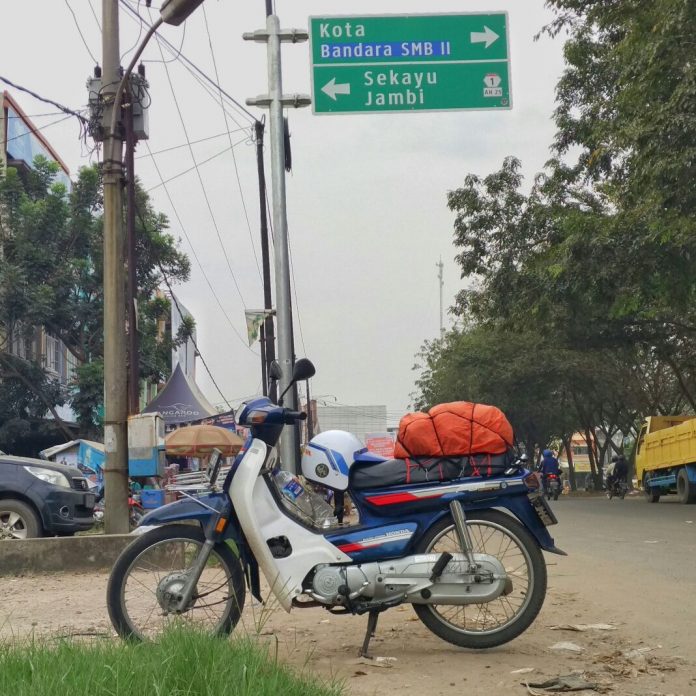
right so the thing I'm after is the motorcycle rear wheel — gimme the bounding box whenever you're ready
[107,524,246,640]
[413,509,547,649]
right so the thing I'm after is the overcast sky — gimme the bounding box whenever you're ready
[1,0,566,426]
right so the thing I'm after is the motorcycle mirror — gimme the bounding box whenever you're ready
[278,358,316,406]
[292,358,316,382]
[269,360,282,381]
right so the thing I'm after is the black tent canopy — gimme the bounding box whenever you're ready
[143,363,217,425]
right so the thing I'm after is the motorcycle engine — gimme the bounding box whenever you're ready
[311,565,372,603]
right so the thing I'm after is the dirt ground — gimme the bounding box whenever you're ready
[1,545,694,696]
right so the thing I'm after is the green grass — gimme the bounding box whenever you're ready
[0,629,344,696]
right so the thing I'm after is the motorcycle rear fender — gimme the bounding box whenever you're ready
[419,494,566,556]
[479,495,567,556]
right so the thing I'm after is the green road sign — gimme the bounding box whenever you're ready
[309,13,511,115]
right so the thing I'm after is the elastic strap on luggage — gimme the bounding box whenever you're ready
[470,455,481,477]
[405,457,416,484]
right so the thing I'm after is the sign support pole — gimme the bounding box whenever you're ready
[245,16,311,471]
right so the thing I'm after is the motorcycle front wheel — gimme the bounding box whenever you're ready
[413,509,547,649]
[107,524,246,640]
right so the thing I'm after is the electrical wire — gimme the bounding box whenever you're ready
[142,19,186,64]
[158,267,232,410]
[64,0,99,65]
[119,0,251,130]
[129,0,186,66]
[202,4,262,284]
[4,113,76,145]
[6,111,72,119]
[143,140,256,354]
[120,0,144,62]
[287,226,307,357]
[264,186,308,358]
[185,65,252,131]
[144,139,246,192]
[87,0,101,30]
[134,128,248,159]
[0,76,89,125]
[152,31,249,309]
[118,0,257,124]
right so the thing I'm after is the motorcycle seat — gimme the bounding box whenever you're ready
[350,452,515,490]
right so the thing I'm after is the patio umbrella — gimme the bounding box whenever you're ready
[165,424,244,457]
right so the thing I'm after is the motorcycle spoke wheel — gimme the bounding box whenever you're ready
[108,525,245,640]
[413,510,546,649]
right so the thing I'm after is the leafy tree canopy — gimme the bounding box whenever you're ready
[413,0,696,468]
[0,158,192,451]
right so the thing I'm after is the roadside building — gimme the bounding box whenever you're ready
[1,92,79,429]
[558,432,594,477]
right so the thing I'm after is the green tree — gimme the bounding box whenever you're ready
[0,158,192,451]
[412,1,696,485]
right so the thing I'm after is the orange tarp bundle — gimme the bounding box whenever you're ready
[394,401,514,459]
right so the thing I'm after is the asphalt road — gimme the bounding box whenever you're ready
[546,494,696,652]
[551,494,696,581]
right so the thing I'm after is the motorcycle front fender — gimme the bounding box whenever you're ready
[138,492,245,545]
[139,491,229,528]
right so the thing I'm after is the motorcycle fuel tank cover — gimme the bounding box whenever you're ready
[326,522,418,562]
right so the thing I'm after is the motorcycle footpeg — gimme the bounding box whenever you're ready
[430,552,453,582]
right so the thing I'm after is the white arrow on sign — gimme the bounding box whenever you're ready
[321,77,351,101]
[470,26,500,49]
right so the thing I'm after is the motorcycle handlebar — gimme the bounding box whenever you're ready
[283,410,307,423]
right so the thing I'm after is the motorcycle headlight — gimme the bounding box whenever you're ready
[24,466,71,489]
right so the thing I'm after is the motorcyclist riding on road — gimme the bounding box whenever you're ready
[607,454,628,488]
[539,449,562,496]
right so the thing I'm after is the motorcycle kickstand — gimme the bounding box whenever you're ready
[449,500,477,571]
[359,610,380,659]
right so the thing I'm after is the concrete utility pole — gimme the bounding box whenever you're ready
[244,14,310,471]
[100,0,200,531]
[102,0,129,534]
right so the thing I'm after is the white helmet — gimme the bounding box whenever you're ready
[301,430,364,491]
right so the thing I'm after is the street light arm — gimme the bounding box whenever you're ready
[107,16,163,154]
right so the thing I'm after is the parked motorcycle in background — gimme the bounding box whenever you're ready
[106,359,565,655]
[93,484,145,529]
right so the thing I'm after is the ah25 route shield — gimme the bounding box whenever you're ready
[309,13,511,115]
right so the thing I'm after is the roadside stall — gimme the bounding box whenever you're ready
[164,424,244,495]
[40,439,105,488]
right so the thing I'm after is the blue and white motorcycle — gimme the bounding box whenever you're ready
[107,359,564,654]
